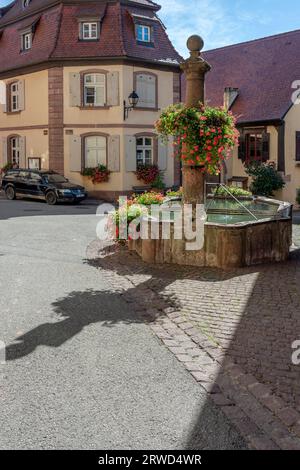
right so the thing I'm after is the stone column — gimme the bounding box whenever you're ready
[180,35,211,206]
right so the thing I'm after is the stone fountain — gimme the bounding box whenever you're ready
[128,36,292,269]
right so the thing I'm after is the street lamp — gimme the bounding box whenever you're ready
[124,91,139,120]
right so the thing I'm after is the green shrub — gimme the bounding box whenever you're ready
[213,185,252,198]
[245,162,285,197]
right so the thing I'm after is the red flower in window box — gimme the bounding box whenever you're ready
[81,164,110,184]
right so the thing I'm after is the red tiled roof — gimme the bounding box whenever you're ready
[0,1,181,74]
[202,30,300,124]
[0,5,62,73]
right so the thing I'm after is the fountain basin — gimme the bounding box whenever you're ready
[128,197,293,270]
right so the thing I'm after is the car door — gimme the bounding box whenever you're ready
[27,172,43,197]
[14,170,30,195]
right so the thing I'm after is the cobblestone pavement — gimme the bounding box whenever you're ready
[87,224,300,450]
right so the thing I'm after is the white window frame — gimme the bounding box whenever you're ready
[136,137,153,166]
[136,24,151,43]
[85,135,107,168]
[22,32,32,51]
[10,82,19,112]
[83,73,106,107]
[82,22,99,40]
[10,136,20,166]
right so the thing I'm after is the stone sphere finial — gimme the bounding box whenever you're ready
[187,35,204,53]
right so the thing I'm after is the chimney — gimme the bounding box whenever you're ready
[224,87,239,110]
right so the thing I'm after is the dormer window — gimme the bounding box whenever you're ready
[79,21,100,41]
[83,22,98,40]
[22,32,32,51]
[136,24,151,43]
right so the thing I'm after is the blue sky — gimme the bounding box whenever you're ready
[1,0,300,56]
[159,0,300,56]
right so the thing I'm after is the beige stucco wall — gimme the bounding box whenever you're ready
[0,129,48,168]
[0,70,49,168]
[280,103,300,204]
[0,70,48,127]
[64,128,173,192]
[0,64,175,194]
[63,64,175,192]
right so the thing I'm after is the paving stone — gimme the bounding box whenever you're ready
[249,437,279,450]
[99,237,300,450]
[211,393,235,406]
[277,408,300,427]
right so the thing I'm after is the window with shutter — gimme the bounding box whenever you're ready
[135,73,157,109]
[85,135,107,168]
[296,132,300,162]
[10,136,21,166]
[10,82,19,112]
[83,73,106,107]
[136,137,153,166]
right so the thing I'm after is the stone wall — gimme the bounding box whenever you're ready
[129,218,292,270]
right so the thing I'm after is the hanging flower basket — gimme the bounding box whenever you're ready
[155,103,239,175]
[81,165,110,184]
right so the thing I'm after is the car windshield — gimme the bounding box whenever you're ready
[44,174,68,183]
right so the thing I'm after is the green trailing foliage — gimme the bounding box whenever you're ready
[213,185,252,198]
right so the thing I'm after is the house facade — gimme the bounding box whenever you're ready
[0,0,182,200]
[203,30,300,204]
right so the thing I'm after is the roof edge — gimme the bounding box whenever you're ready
[204,28,300,55]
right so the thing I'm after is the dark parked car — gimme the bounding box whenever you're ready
[1,169,87,205]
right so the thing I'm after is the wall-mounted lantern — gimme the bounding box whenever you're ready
[123,91,139,120]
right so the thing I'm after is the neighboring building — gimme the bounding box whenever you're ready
[203,30,300,204]
[0,0,182,200]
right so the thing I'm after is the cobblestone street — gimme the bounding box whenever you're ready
[87,222,300,449]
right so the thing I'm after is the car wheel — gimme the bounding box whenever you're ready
[5,185,16,200]
[45,191,57,205]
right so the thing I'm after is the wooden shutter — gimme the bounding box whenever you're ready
[19,136,26,168]
[1,137,7,166]
[108,135,120,172]
[238,132,246,161]
[158,137,168,171]
[107,72,119,106]
[125,136,137,172]
[18,80,25,111]
[69,73,81,107]
[136,74,156,108]
[69,135,82,172]
[296,132,300,162]
[0,82,7,113]
[262,132,270,162]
